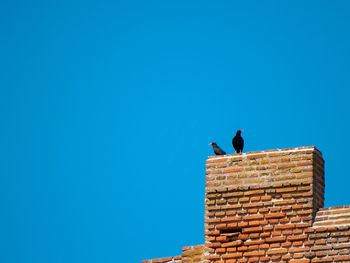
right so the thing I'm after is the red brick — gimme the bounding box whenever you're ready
[206,158,227,164]
[226,210,237,216]
[271,231,282,236]
[222,252,243,259]
[265,212,285,219]
[243,203,263,208]
[297,161,313,166]
[261,196,272,201]
[244,190,265,196]
[276,187,297,193]
[292,241,303,246]
[247,153,267,159]
[281,206,292,211]
[243,214,264,221]
[260,232,270,238]
[222,240,243,248]
[287,234,308,241]
[291,217,302,223]
[279,218,290,224]
[221,216,242,222]
[266,236,286,243]
[315,251,327,257]
[334,255,350,261]
[310,245,332,251]
[289,247,309,253]
[259,207,269,213]
[238,234,249,240]
[205,218,222,223]
[206,236,216,242]
[275,224,296,230]
[315,239,327,245]
[244,251,265,257]
[205,254,220,260]
[260,244,269,249]
[238,222,249,228]
[263,226,274,231]
[215,248,226,253]
[315,227,327,232]
[274,199,296,205]
[239,197,250,202]
[278,163,295,168]
[248,208,258,214]
[205,230,220,236]
[244,240,265,246]
[223,168,244,173]
[227,223,238,228]
[250,196,261,201]
[297,209,313,215]
[206,242,221,248]
[216,223,227,229]
[152,257,173,263]
[281,241,292,247]
[293,253,304,259]
[270,243,281,248]
[216,236,227,242]
[292,204,303,209]
[311,258,333,262]
[248,220,267,227]
[268,219,279,225]
[238,246,248,252]
[266,248,288,255]
[296,223,311,228]
[249,233,260,239]
[242,227,263,233]
[259,257,269,262]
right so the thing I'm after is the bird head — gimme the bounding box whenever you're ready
[236,130,243,135]
[208,142,216,146]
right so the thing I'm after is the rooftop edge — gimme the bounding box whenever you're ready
[207,146,322,160]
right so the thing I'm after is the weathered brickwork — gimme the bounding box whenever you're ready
[142,245,204,263]
[142,255,182,263]
[182,245,205,263]
[143,146,350,263]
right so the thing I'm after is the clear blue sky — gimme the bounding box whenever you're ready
[1,1,350,262]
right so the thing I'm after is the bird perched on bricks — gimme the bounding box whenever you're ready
[209,142,226,155]
[232,130,244,153]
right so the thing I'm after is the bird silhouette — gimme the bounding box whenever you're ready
[232,130,244,153]
[209,142,226,155]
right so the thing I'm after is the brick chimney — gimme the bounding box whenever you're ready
[143,146,350,263]
[204,146,325,262]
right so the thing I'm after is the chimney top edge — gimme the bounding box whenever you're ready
[207,146,321,160]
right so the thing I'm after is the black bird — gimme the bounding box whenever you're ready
[232,130,244,153]
[209,142,226,155]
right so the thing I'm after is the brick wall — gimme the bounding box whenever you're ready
[204,146,326,262]
[143,146,350,263]
[309,206,350,262]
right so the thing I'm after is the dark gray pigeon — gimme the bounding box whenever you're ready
[209,142,226,155]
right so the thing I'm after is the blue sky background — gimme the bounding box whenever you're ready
[1,1,350,262]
